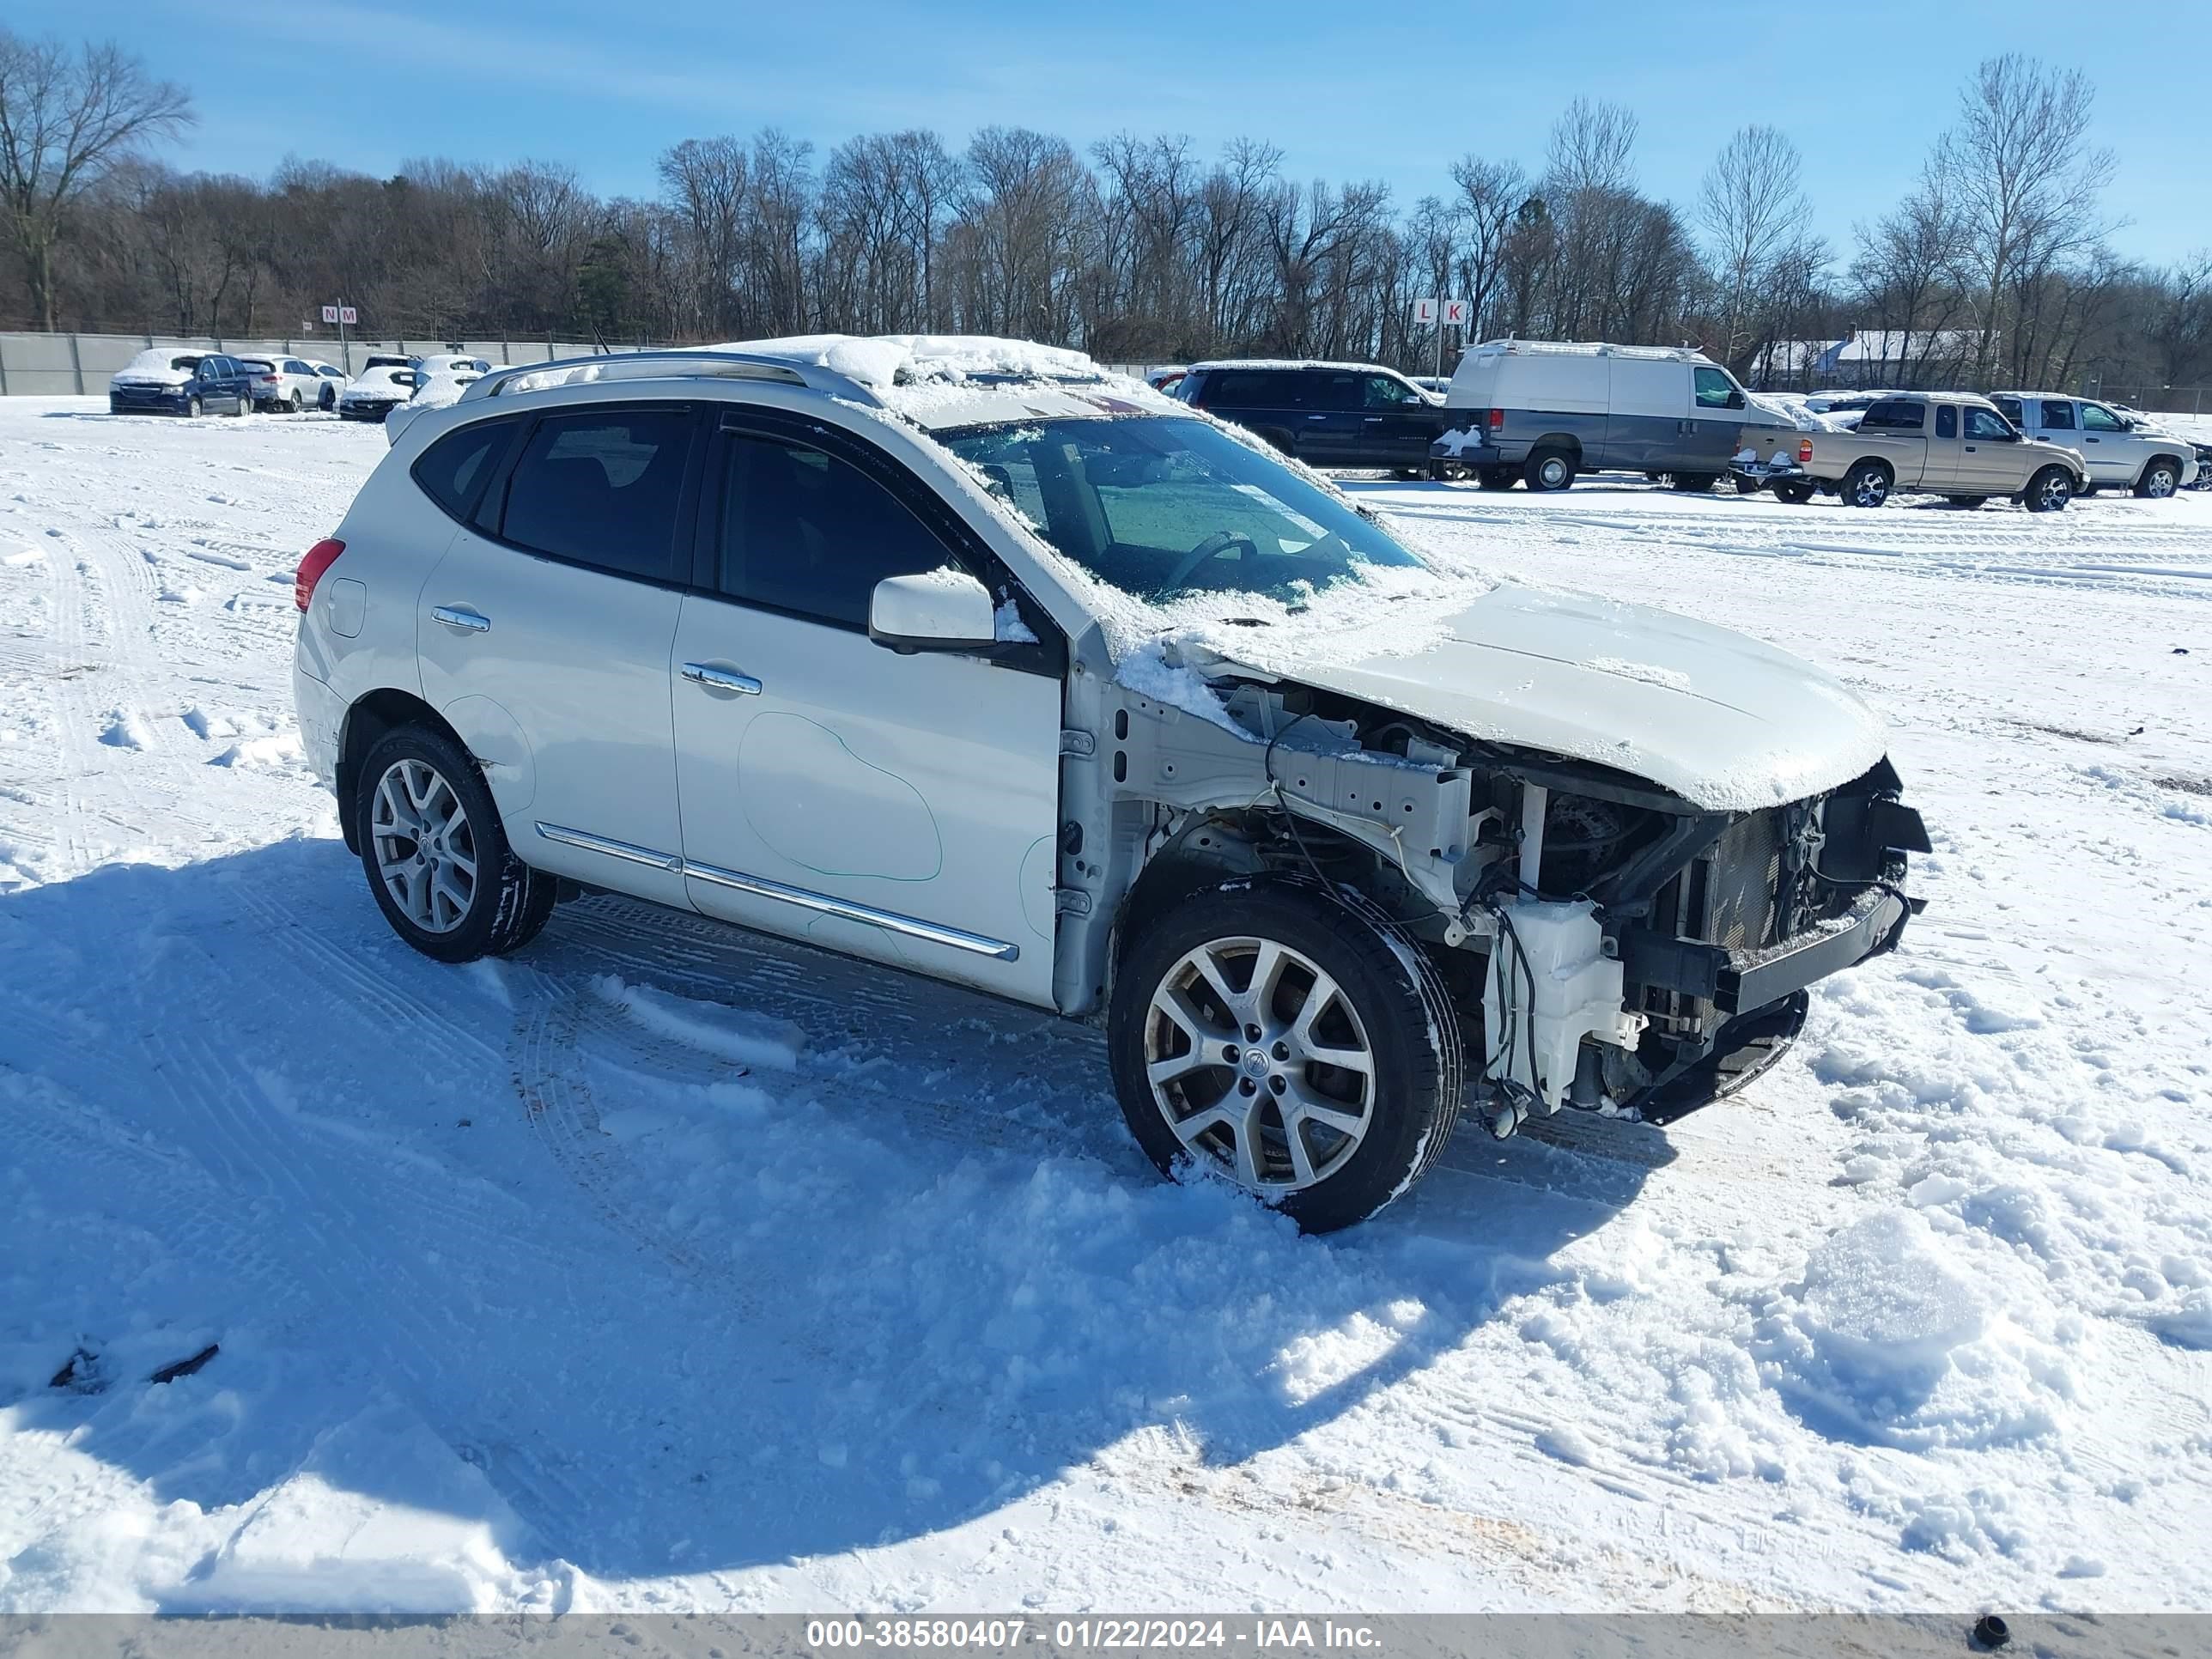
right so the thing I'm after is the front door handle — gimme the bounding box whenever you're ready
[1306,414,1328,422]
[432,605,490,634]
[682,661,763,696]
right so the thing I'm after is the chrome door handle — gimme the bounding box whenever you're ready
[1362,416,1384,422]
[432,605,489,634]
[682,661,763,696]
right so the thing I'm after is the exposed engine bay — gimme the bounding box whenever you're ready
[1064,671,1929,1137]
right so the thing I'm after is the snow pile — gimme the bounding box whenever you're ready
[1753,1212,2067,1453]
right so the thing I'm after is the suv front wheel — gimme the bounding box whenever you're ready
[356,726,556,963]
[1109,876,1462,1233]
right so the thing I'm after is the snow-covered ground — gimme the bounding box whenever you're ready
[3,397,2209,1616]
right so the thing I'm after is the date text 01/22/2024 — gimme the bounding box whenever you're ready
[803,1620,1383,1651]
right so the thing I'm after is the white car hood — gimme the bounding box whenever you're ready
[112,368,193,387]
[1216,583,1888,811]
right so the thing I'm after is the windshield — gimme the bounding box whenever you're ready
[939,416,1421,605]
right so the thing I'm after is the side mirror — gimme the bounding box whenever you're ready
[869,569,999,655]
[1727,390,1747,410]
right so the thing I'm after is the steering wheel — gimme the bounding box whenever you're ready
[1164,529,1261,589]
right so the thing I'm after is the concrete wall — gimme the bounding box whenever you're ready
[0,331,659,396]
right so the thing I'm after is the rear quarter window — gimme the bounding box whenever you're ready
[412,418,516,525]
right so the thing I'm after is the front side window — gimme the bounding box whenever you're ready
[1692,367,1738,409]
[1965,407,2014,441]
[716,432,954,629]
[496,409,692,580]
[2040,400,2076,430]
[2080,403,2124,433]
[941,416,1421,606]
[1363,375,1421,409]
[1935,404,1959,439]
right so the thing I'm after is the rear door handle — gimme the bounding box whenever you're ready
[682,661,763,696]
[1306,414,1328,422]
[432,605,490,634]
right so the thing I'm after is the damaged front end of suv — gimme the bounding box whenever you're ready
[1055,589,1929,1150]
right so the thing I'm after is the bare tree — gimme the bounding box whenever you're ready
[1699,125,1817,370]
[1446,155,1525,337]
[0,28,191,328]
[1938,53,2116,382]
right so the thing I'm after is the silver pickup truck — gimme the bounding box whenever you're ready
[1759,392,2088,510]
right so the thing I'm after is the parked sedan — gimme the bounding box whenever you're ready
[337,363,424,422]
[107,349,255,416]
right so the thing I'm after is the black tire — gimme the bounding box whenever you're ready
[2023,465,2073,513]
[1425,459,1450,482]
[1669,472,1718,493]
[231,392,250,416]
[1391,467,1424,481]
[1108,875,1462,1233]
[1772,479,1816,505]
[186,396,203,418]
[1735,472,1766,495]
[1945,495,1986,509]
[1476,465,1518,490]
[354,725,556,964]
[2078,483,2100,496]
[2135,460,2180,500]
[320,385,336,410]
[1840,459,1891,507]
[284,392,301,413]
[1524,447,1575,492]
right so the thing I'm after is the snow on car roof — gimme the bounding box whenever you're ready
[1461,338,1715,364]
[1185,357,1401,376]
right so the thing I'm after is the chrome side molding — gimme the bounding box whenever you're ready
[532,824,1019,962]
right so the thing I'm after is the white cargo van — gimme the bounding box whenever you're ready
[1432,340,1790,491]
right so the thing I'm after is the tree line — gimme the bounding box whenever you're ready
[3,27,2207,401]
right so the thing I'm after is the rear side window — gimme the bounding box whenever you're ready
[1199,371,1297,410]
[1861,399,1926,431]
[2039,400,2075,429]
[1935,405,1958,439]
[716,432,954,629]
[413,418,515,524]
[1310,374,1363,410]
[496,410,693,580]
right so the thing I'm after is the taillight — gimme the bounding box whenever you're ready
[295,539,345,611]
[1486,408,1504,430]
[1797,438,1814,464]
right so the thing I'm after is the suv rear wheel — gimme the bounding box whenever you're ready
[1524,447,1575,492]
[356,726,556,963]
[1109,876,1462,1233]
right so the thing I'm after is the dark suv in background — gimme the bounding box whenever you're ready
[1176,361,1451,476]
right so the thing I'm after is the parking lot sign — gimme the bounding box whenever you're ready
[1442,298,1472,327]
[320,305,338,324]
[1413,297,1439,325]
[339,306,357,325]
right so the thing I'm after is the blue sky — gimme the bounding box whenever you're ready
[14,0,2206,268]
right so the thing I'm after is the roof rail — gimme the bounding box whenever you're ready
[464,349,876,404]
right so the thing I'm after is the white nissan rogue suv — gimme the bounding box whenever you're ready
[294,335,1928,1231]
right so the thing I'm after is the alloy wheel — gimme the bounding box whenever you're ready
[1142,935,1376,1194]
[2144,466,2177,499]
[370,757,478,934]
[2037,471,2072,510]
